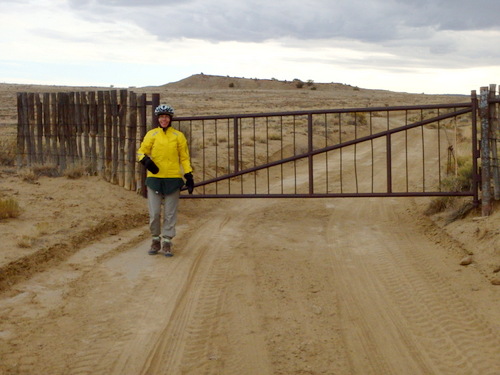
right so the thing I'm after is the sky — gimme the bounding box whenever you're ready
[1,0,500,95]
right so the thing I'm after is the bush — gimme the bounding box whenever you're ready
[0,137,16,166]
[32,163,60,177]
[443,156,473,192]
[294,79,304,89]
[19,168,39,184]
[18,163,61,183]
[269,133,282,141]
[425,155,474,215]
[63,162,89,179]
[0,197,21,220]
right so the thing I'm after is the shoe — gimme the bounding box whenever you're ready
[148,239,161,255]
[161,241,173,257]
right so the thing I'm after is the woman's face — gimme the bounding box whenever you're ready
[158,114,171,128]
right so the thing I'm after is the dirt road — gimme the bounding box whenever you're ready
[1,194,499,375]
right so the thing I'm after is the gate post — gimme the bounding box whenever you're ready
[489,84,500,200]
[479,87,492,216]
[471,91,480,207]
[151,94,160,127]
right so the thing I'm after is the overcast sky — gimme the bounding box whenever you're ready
[1,0,500,94]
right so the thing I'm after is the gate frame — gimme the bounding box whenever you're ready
[177,97,480,207]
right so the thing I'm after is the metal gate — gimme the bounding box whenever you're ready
[175,99,479,205]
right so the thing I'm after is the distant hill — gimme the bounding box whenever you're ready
[164,74,363,92]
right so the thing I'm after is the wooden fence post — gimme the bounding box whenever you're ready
[489,84,500,200]
[50,93,58,166]
[80,92,89,171]
[42,93,52,164]
[151,94,160,129]
[138,94,148,197]
[74,92,83,161]
[118,89,128,187]
[35,94,43,164]
[27,93,36,166]
[56,93,66,171]
[104,91,112,181]
[126,91,138,191]
[67,92,77,167]
[16,93,28,168]
[479,86,492,216]
[97,91,105,176]
[89,91,99,174]
[110,90,119,184]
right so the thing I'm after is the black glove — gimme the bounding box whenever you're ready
[184,172,194,194]
[140,156,159,174]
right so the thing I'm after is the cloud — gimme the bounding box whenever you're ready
[1,0,500,94]
[60,0,500,70]
[66,0,500,42]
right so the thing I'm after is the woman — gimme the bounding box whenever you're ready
[137,104,194,257]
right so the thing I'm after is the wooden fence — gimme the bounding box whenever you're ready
[16,90,159,192]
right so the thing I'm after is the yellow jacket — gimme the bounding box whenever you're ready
[137,126,192,178]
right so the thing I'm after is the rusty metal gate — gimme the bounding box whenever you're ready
[175,99,479,205]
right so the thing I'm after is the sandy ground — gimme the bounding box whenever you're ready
[0,177,499,375]
[0,76,499,374]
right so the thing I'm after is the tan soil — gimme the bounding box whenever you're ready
[0,75,499,374]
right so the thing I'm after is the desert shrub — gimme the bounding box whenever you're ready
[63,162,88,179]
[18,163,60,183]
[35,221,50,235]
[18,168,39,183]
[425,156,474,215]
[32,163,60,177]
[346,112,368,126]
[444,155,473,191]
[0,197,21,220]
[17,235,33,248]
[294,79,304,89]
[269,133,282,141]
[0,137,16,166]
[251,135,267,144]
[355,112,368,126]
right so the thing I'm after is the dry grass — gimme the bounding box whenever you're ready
[17,162,89,182]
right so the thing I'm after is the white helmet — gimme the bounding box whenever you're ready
[154,104,174,117]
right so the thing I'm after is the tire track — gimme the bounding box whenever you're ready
[374,228,500,375]
[327,198,500,375]
[139,208,244,374]
[0,229,148,375]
